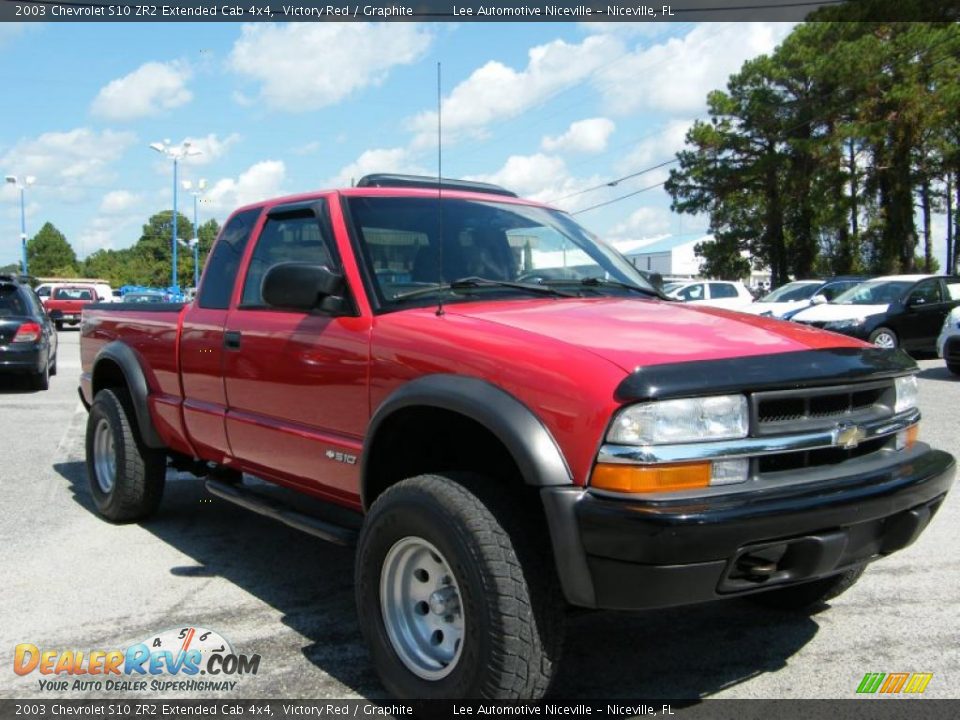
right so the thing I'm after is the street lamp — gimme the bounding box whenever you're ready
[150,140,202,292]
[4,175,36,275]
[182,178,207,289]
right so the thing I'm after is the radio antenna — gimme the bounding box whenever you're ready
[436,61,445,317]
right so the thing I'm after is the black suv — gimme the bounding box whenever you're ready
[0,275,58,390]
[791,274,960,351]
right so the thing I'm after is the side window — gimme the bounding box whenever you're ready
[820,283,848,301]
[240,211,334,307]
[198,208,261,310]
[908,280,942,306]
[677,284,704,301]
[709,282,738,299]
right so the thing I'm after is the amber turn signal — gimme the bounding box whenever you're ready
[896,423,919,451]
[591,462,711,493]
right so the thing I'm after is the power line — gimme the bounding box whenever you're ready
[548,158,678,204]
[572,181,668,215]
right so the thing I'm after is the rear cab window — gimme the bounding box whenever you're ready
[54,287,94,301]
[198,208,262,310]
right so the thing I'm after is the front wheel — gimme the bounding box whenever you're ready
[747,565,866,612]
[869,327,898,349]
[85,388,166,522]
[355,474,565,699]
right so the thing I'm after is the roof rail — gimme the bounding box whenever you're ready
[0,273,33,285]
[355,173,517,198]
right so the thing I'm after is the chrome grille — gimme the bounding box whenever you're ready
[751,380,895,437]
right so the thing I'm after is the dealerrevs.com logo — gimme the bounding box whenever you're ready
[14,626,261,692]
[856,672,933,695]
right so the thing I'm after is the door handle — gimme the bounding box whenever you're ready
[224,331,242,350]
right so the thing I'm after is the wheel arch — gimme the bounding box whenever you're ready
[360,375,572,511]
[91,341,164,449]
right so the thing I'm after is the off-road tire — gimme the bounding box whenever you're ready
[356,473,565,700]
[747,565,866,612]
[85,388,166,522]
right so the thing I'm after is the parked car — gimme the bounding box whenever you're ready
[664,279,754,309]
[123,291,171,304]
[791,274,960,351]
[46,285,99,330]
[79,174,953,700]
[741,277,867,319]
[0,274,57,390]
[937,306,960,375]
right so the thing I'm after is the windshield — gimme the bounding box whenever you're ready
[345,196,655,309]
[832,280,912,305]
[760,281,821,303]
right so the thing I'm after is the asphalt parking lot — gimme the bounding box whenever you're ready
[1,329,958,701]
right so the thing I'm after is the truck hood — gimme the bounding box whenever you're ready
[445,297,860,372]
[790,302,889,323]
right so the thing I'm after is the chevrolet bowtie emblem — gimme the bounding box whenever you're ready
[837,424,867,449]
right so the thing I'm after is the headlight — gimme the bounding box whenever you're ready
[607,394,749,445]
[824,318,865,331]
[894,375,919,413]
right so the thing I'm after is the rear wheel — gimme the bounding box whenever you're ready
[747,565,866,612]
[869,327,898,349]
[49,353,57,376]
[54,320,63,331]
[947,362,960,376]
[356,474,565,699]
[85,388,166,522]
[32,360,49,391]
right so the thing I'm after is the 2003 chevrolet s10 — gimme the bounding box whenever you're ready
[80,174,954,699]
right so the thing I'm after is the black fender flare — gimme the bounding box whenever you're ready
[91,341,165,449]
[361,374,573,508]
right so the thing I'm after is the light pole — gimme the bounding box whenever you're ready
[182,178,207,289]
[4,175,36,275]
[149,140,202,292]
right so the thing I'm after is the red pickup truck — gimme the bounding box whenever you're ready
[47,284,100,330]
[80,175,954,700]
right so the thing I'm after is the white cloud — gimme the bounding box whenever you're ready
[467,153,604,209]
[327,147,427,189]
[293,141,323,157]
[599,22,795,115]
[409,35,622,147]
[0,128,137,201]
[99,190,142,215]
[90,61,192,121]
[542,118,615,154]
[228,23,432,111]
[205,161,287,212]
[616,119,692,174]
[609,206,674,239]
[180,133,241,166]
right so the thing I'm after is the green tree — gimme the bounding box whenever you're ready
[26,222,79,277]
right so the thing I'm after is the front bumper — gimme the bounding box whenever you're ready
[542,445,954,610]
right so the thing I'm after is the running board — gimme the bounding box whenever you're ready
[205,478,359,547]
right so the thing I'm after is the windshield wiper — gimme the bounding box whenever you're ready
[392,277,578,302]
[540,277,664,298]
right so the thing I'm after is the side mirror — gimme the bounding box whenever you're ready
[811,294,828,305]
[262,263,345,312]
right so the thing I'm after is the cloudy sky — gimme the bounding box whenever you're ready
[0,21,797,263]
